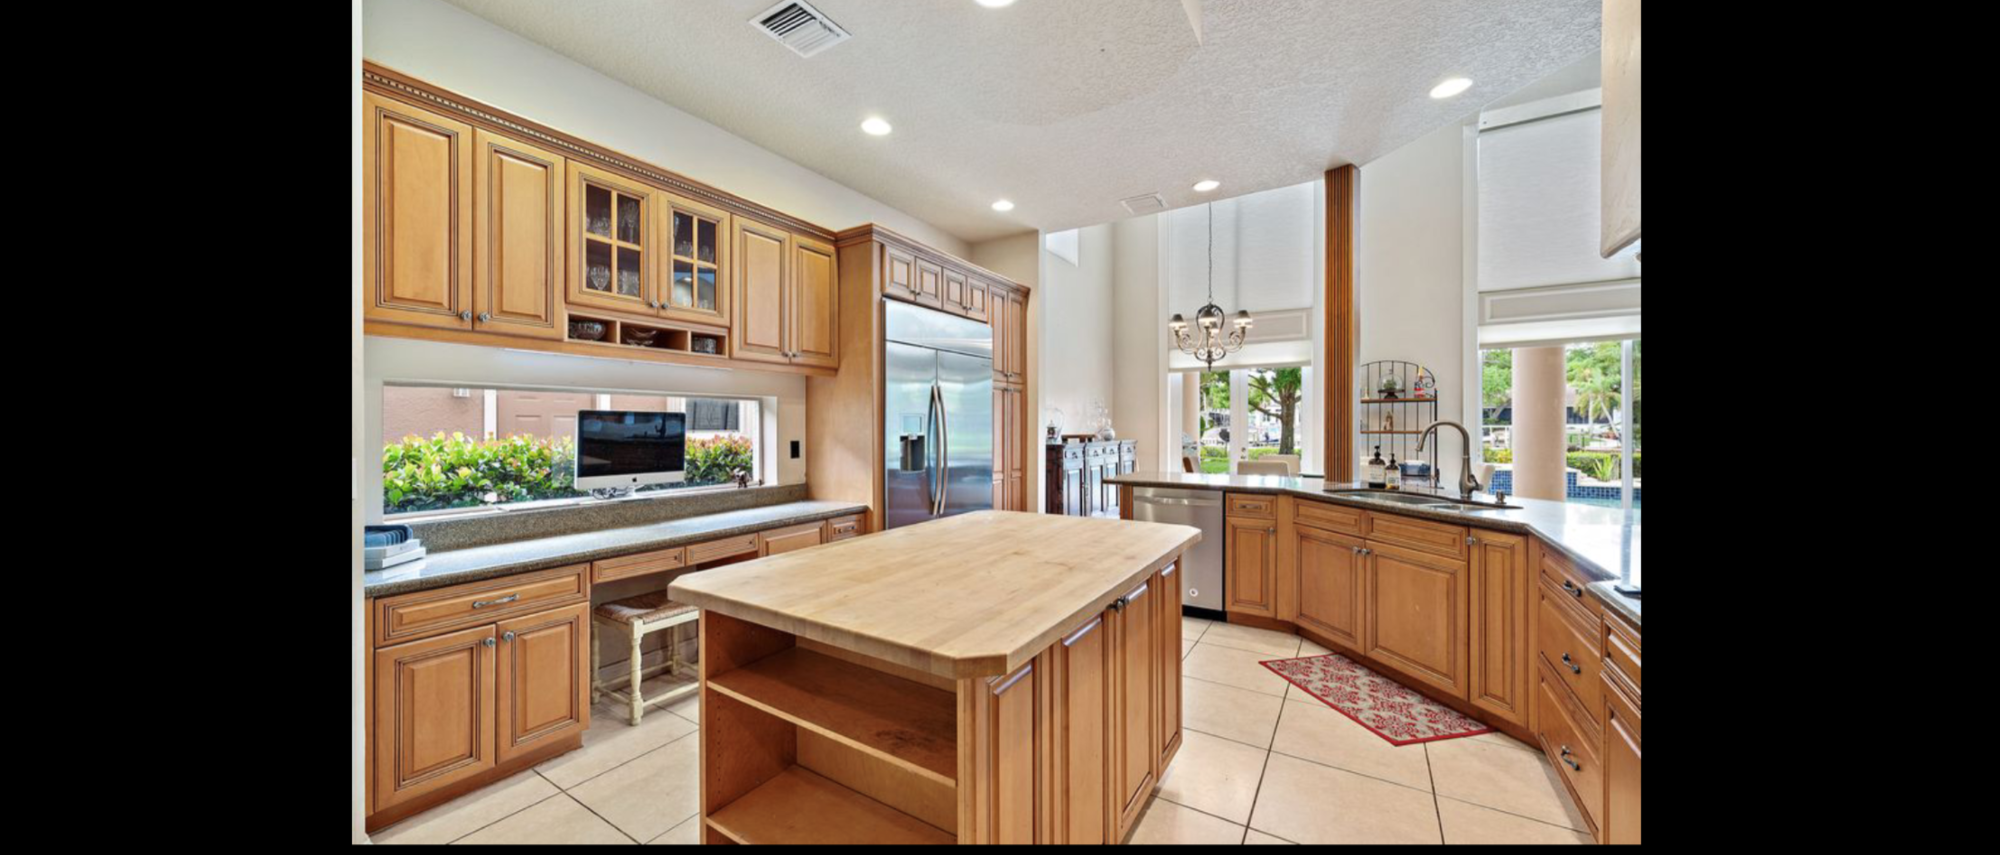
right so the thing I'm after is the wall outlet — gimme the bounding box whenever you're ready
[790,441,802,460]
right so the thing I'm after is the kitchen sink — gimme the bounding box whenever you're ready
[1329,490,1519,511]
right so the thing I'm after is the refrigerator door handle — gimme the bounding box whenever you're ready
[924,383,941,516]
[933,383,950,516]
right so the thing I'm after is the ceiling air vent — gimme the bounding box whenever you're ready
[1120,193,1168,215]
[753,1,851,58]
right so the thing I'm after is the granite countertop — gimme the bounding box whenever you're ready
[364,500,870,599]
[1109,472,1642,627]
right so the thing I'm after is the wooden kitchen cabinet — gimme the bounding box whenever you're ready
[363,93,474,331]
[1363,541,1470,700]
[1601,670,1642,845]
[1469,531,1532,726]
[1294,523,1365,650]
[1052,613,1112,845]
[915,258,945,309]
[760,523,825,557]
[731,218,839,368]
[472,130,566,340]
[1156,563,1183,771]
[1226,515,1279,618]
[971,660,1044,845]
[659,194,731,328]
[565,161,659,317]
[372,625,497,812]
[1110,577,1157,842]
[494,603,591,764]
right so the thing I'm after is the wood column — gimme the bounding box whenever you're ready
[1324,166,1358,482]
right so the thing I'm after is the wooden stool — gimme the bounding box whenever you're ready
[591,591,701,727]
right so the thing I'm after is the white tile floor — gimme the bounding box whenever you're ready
[374,619,1592,846]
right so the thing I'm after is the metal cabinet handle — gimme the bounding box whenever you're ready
[459,310,473,321]
[478,312,493,323]
[1465,536,1478,546]
[482,638,497,649]
[1562,580,1584,599]
[503,631,517,643]
[473,594,520,610]
[1559,746,1582,773]
[1111,597,1128,613]
[1562,653,1582,675]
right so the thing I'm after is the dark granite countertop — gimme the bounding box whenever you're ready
[1109,472,1642,627]
[364,500,869,599]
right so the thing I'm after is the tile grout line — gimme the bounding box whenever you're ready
[1427,743,1445,845]
[431,784,570,845]
[547,719,701,793]
[562,791,643,845]
[1433,794,1596,836]
[1237,700,1284,841]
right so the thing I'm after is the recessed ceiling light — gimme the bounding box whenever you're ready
[976,0,1017,7]
[991,200,1016,212]
[1430,77,1474,99]
[1193,180,1221,193]
[861,117,893,136]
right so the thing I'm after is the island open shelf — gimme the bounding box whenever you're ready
[705,766,957,846]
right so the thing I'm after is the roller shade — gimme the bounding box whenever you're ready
[1165,181,1317,316]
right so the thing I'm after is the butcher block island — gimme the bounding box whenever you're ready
[668,511,1200,846]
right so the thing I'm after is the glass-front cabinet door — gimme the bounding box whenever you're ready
[565,162,655,316]
[660,194,730,326]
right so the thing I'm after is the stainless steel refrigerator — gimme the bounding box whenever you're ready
[885,301,994,530]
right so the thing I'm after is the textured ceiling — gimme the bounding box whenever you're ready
[440,0,1602,243]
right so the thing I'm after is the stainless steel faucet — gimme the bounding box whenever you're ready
[1417,420,1482,501]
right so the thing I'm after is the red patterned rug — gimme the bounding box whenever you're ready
[1261,654,1492,747]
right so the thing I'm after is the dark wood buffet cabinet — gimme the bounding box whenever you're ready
[1046,439,1136,518]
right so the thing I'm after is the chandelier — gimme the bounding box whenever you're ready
[1169,203,1252,368]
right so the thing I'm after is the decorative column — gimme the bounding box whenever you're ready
[1512,346,1568,501]
[1182,373,1200,468]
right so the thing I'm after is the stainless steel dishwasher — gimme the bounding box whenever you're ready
[1133,487,1225,616]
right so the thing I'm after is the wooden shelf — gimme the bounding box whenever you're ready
[705,766,955,846]
[707,647,958,786]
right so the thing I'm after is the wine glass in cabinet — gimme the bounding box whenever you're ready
[566,162,656,316]
[659,194,731,327]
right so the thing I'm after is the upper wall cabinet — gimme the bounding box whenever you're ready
[730,218,839,369]
[473,131,566,340]
[566,162,658,317]
[661,195,731,328]
[363,93,474,331]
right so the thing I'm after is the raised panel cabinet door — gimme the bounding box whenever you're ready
[790,234,839,368]
[883,245,918,303]
[659,194,731,327]
[495,603,590,763]
[1296,525,1364,650]
[1156,564,1183,770]
[1602,681,1643,845]
[364,93,473,330]
[760,523,824,556]
[473,130,565,340]
[1006,291,1028,380]
[988,285,1010,383]
[974,660,1043,845]
[565,161,657,316]
[1112,579,1157,841]
[1364,543,1471,700]
[965,279,991,324]
[1005,388,1024,481]
[372,624,496,811]
[993,387,1008,479]
[944,269,970,316]
[1469,531,1532,726]
[731,217,791,364]
[915,258,944,308]
[1225,517,1278,618]
[1053,614,1111,845]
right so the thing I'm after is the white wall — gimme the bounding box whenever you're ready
[361,0,967,258]
[1355,121,1473,489]
[363,338,806,524]
[351,0,369,845]
[1112,215,1167,471]
[1036,225,1117,440]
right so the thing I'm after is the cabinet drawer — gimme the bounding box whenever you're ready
[761,523,824,556]
[1365,512,1469,560]
[1226,494,1277,519]
[1604,613,1641,697]
[1537,582,1603,729]
[824,514,865,542]
[1536,671,1604,832]
[592,548,687,584]
[376,564,589,647]
[1539,549,1600,616]
[1293,499,1364,536]
[687,533,760,565]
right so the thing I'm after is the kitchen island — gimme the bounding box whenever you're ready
[668,511,1200,845]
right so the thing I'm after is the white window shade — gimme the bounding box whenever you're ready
[1166,181,1317,316]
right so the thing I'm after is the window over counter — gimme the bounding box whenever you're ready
[1186,366,1311,475]
[380,385,762,518]
[1479,340,1640,511]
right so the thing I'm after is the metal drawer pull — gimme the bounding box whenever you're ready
[482,638,497,649]
[1111,597,1129,613]
[1562,580,1584,599]
[1559,746,1581,772]
[1562,653,1582,675]
[503,631,517,642]
[472,594,521,610]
